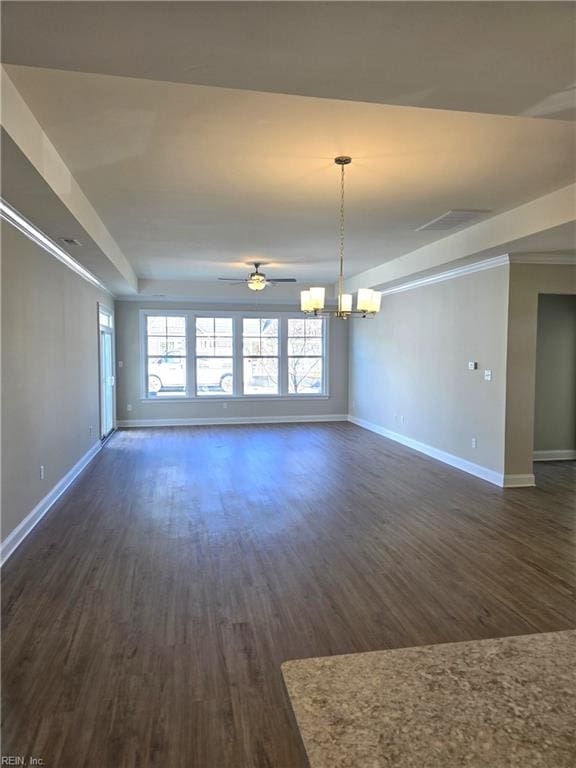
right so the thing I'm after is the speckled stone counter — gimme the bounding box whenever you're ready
[282,630,576,768]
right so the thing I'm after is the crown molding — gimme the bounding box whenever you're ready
[346,183,576,294]
[508,253,576,265]
[380,255,510,296]
[2,67,136,292]
[118,250,575,306]
[0,198,110,293]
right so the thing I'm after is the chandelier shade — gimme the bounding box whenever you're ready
[309,286,326,310]
[357,288,382,313]
[300,290,312,312]
[340,293,353,313]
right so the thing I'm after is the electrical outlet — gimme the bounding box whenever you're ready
[89,424,93,436]
[222,402,228,409]
[471,437,477,449]
[484,369,492,382]
[127,403,133,412]
[400,415,405,425]
[118,360,124,368]
[40,465,45,480]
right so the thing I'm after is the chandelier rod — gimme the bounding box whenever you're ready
[300,154,380,318]
[338,160,345,312]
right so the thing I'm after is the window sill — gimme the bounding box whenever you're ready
[140,394,330,403]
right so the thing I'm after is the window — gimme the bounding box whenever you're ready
[196,317,234,396]
[242,318,279,395]
[99,306,113,329]
[288,318,324,394]
[141,312,327,399]
[145,315,187,397]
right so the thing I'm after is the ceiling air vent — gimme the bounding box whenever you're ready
[416,209,491,232]
[59,237,82,246]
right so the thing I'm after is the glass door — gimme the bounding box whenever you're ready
[99,305,115,439]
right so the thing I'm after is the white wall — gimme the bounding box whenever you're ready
[114,300,349,424]
[1,223,110,543]
[534,294,576,456]
[349,265,510,476]
[505,262,576,475]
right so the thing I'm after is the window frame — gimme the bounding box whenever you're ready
[286,317,326,396]
[241,317,281,396]
[141,309,189,399]
[140,309,329,401]
[195,316,235,397]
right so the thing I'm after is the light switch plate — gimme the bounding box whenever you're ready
[468,361,478,370]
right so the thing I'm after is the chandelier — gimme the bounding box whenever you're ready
[301,156,382,318]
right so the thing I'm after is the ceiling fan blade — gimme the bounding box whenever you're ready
[267,278,297,283]
[218,277,249,282]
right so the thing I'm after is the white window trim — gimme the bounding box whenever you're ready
[139,309,330,401]
[241,316,281,397]
[286,316,327,396]
[99,303,114,330]
[140,309,190,400]
[98,302,116,437]
[195,316,235,398]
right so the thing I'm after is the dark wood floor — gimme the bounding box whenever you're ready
[2,423,575,768]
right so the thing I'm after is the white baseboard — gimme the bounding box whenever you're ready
[1,441,102,566]
[534,449,576,462]
[348,415,506,487]
[502,474,536,488]
[117,414,348,428]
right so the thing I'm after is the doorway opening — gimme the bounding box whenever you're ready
[533,294,576,484]
[99,304,115,440]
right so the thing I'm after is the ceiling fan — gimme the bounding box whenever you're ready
[218,262,297,292]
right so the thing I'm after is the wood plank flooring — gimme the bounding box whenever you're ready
[2,423,575,768]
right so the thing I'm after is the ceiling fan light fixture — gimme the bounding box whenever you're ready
[218,261,297,291]
[247,274,266,291]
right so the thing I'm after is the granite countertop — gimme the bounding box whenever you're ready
[282,630,576,768]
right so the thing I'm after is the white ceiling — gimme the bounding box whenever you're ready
[3,2,575,119]
[1,130,133,295]
[1,2,575,293]
[4,65,575,284]
[377,220,576,292]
